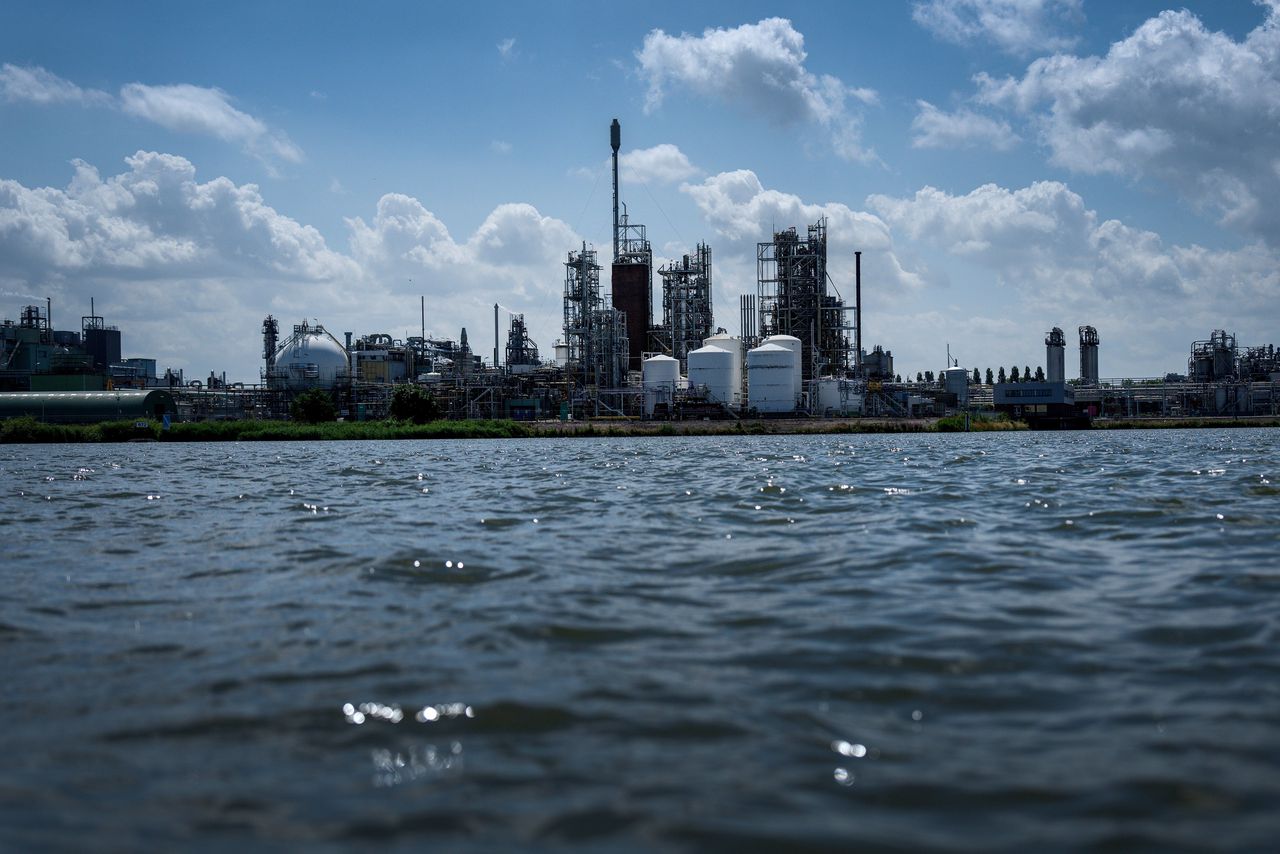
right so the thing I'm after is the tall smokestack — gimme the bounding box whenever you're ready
[494,303,499,369]
[611,118,621,262]
[854,251,862,374]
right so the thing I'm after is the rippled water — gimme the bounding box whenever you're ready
[2,429,1278,850]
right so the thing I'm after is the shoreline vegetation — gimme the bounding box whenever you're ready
[2,414,1277,444]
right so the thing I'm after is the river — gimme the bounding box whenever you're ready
[2,428,1277,850]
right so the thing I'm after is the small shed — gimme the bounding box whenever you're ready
[0,391,177,424]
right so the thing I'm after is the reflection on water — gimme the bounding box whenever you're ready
[1,429,1278,849]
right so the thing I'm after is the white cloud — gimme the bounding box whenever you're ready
[0,63,112,106]
[912,0,1083,56]
[498,37,516,60]
[976,5,1280,244]
[120,83,303,167]
[0,154,585,379]
[911,100,1019,150]
[636,18,878,162]
[866,180,1280,372]
[681,169,924,298]
[620,144,698,184]
[490,139,513,155]
[1,65,302,170]
[0,152,359,377]
[345,196,580,349]
[0,152,352,282]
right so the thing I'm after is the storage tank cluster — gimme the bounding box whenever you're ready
[643,332,875,417]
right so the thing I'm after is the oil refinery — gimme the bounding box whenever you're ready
[3,120,1278,427]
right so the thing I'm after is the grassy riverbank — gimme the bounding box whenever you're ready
[6,413,1277,443]
[1,414,1020,443]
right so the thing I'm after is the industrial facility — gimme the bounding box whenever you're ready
[3,120,1278,428]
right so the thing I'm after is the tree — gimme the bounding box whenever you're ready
[916,372,923,383]
[894,374,902,383]
[925,370,935,383]
[1034,366,1045,382]
[997,367,1006,383]
[290,388,337,423]
[389,384,444,424]
[1024,366,1032,383]
[1010,366,1021,383]
[972,367,980,384]
[985,367,994,385]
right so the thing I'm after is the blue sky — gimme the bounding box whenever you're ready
[2,0,1277,382]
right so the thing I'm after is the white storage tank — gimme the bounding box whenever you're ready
[269,321,351,392]
[704,332,744,402]
[687,345,737,407]
[763,335,802,404]
[642,354,680,417]
[812,378,864,416]
[747,343,798,413]
[944,367,970,407]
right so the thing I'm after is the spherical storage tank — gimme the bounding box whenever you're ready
[269,321,350,392]
[687,345,736,407]
[642,354,680,417]
[747,343,798,413]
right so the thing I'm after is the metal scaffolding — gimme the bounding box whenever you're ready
[504,314,540,370]
[563,242,628,388]
[659,242,713,371]
[756,218,851,380]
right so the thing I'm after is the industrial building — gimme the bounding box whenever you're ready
[1,301,147,393]
[4,121,1279,429]
[754,218,854,382]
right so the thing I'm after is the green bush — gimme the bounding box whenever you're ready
[388,385,444,424]
[289,389,338,423]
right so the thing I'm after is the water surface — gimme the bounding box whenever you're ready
[2,429,1278,850]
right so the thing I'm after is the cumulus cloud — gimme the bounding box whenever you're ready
[976,6,1280,244]
[0,153,585,381]
[0,152,358,377]
[912,0,1083,56]
[0,63,112,106]
[681,169,924,298]
[0,64,302,169]
[620,144,699,184]
[498,37,517,60]
[860,179,1280,373]
[0,151,347,281]
[636,18,877,162]
[345,196,580,351]
[866,180,1280,371]
[911,100,1019,150]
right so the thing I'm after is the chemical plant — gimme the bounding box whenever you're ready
[3,120,1279,427]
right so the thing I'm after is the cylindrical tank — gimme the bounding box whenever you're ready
[704,332,744,403]
[688,345,736,406]
[747,343,798,413]
[269,322,351,391]
[810,378,864,416]
[554,341,570,367]
[944,367,970,407]
[642,354,680,417]
[762,335,802,404]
